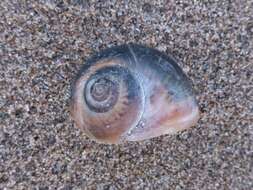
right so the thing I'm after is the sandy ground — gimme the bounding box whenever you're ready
[0,0,252,189]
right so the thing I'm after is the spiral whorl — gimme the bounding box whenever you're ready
[70,44,199,144]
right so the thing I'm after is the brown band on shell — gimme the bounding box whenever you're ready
[70,58,144,143]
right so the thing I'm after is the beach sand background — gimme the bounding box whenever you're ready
[0,0,252,189]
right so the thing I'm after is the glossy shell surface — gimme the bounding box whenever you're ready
[70,44,199,144]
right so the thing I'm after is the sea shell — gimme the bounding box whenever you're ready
[70,44,199,144]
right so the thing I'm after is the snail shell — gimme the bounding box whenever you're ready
[70,44,199,144]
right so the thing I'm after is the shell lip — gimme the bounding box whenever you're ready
[125,96,200,142]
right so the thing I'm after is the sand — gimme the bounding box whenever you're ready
[0,0,252,189]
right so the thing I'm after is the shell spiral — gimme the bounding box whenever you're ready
[70,44,199,144]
